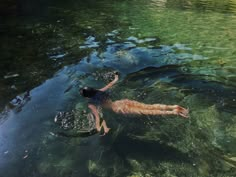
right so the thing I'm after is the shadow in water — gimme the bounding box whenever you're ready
[124,64,236,113]
[55,129,98,138]
[110,134,192,164]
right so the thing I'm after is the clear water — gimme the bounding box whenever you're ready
[0,0,236,176]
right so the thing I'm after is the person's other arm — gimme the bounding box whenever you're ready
[99,73,119,92]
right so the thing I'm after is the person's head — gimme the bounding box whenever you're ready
[79,87,98,98]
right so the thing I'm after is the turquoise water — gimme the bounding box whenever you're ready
[0,0,236,176]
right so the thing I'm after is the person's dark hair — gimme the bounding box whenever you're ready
[80,87,98,98]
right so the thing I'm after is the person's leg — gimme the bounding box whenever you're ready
[136,109,179,116]
[125,99,189,117]
[111,99,189,118]
[123,99,177,110]
[121,99,188,111]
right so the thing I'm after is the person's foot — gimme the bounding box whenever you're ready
[179,112,189,118]
[175,106,189,118]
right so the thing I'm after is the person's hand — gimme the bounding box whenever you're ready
[114,71,119,81]
[99,128,111,136]
[114,74,119,81]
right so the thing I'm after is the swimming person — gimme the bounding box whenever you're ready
[80,72,189,135]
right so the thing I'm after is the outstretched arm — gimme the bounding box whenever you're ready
[88,104,110,135]
[99,73,119,92]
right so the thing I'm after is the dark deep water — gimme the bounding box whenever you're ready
[0,0,236,177]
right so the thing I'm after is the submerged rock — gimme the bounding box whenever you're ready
[54,109,96,131]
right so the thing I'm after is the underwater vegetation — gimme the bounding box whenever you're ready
[0,0,236,177]
[0,27,235,177]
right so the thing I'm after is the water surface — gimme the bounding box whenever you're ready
[0,0,236,176]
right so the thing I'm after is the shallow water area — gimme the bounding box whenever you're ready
[0,0,236,177]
